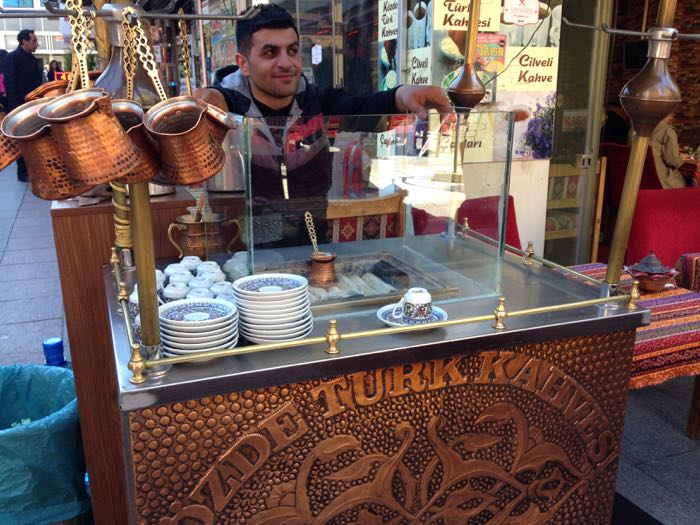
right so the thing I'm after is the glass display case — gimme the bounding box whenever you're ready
[184,110,515,333]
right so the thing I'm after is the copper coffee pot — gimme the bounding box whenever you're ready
[168,212,241,259]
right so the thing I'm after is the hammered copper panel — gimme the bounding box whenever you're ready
[128,331,636,524]
[20,129,92,200]
[50,96,142,186]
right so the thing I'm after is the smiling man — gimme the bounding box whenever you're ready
[195,4,451,121]
[194,4,452,247]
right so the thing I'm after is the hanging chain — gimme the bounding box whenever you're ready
[178,8,192,96]
[123,7,168,102]
[121,10,138,100]
[65,0,91,90]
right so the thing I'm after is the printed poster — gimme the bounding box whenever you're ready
[462,112,495,163]
[378,0,399,42]
[434,0,501,32]
[407,47,432,86]
[497,47,558,92]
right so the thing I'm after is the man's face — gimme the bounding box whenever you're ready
[21,33,38,53]
[236,28,301,105]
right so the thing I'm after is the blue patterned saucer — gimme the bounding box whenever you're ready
[377,303,448,328]
[159,298,237,327]
[233,273,308,295]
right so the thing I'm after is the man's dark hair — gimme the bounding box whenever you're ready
[236,4,298,56]
[17,29,35,44]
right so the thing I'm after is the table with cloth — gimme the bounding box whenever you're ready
[572,263,700,437]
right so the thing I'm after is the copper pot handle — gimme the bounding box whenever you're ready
[224,218,241,253]
[167,223,185,258]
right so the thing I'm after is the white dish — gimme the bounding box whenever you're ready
[160,315,236,333]
[163,334,238,351]
[234,285,309,302]
[160,322,236,339]
[233,273,308,297]
[159,298,237,327]
[235,295,310,311]
[161,326,237,345]
[237,311,311,327]
[239,316,312,337]
[242,325,312,344]
[237,307,309,322]
[376,303,448,328]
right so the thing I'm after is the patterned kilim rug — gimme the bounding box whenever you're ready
[571,263,700,388]
[611,492,663,524]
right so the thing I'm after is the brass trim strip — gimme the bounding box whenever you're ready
[142,294,630,369]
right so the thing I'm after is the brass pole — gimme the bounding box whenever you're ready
[128,181,160,348]
[656,0,677,27]
[110,181,133,248]
[464,0,480,66]
[446,0,485,109]
[604,136,649,284]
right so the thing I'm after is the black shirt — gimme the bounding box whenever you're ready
[2,46,42,111]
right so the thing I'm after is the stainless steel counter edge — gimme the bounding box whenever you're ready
[107,253,648,412]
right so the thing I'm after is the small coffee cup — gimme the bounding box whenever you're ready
[181,255,202,272]
[187,287,214,299]
[163,282,189,302]
[392,287,432,320]
[169,270,194,286]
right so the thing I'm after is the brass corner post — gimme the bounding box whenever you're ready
[325,320,341,355]
[492,297,507,330]
[524,241,535,265]
[628,280,640,310]
[128,342,146,384]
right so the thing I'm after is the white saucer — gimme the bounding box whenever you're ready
[376,303,448,328]
[241,325,313,344]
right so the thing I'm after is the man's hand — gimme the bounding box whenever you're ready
[193,87,228,112]
[394,85,453,119]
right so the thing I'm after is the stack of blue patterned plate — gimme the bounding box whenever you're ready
[232,273,312,344]
[158,298,238,357]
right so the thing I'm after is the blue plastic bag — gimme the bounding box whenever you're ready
[0,365,90,525]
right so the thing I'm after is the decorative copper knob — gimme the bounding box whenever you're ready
[619,28,681,137]
[447,64,486,112]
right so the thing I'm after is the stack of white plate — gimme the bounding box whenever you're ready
[233,273,312,344]
[159,298,238,358]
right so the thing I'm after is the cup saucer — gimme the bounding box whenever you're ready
[377,303,448,328]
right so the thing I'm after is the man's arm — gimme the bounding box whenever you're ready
[321,85,452,119]
[193,87,228,112]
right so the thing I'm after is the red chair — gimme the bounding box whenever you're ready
[600,142,662,209]
[626,187,700,267]
[411,195,522,250]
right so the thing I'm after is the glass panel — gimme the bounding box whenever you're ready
[4,18,21,32]
[342,0,376,96]
[35,34,48,50]
[43,18,60,32]
[20,18,40,31]
[544,0,599,265]
[3,0,33,7]
[4,36,17,49]
[201,110,513,325]
[51,35,70,51]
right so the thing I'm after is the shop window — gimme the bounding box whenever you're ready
[4,0,33,7]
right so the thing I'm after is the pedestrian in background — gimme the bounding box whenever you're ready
[2,29,43,182]
[0,49,9,111]
[47,59,63,82]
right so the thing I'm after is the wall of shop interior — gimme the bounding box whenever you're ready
[606,0,700,144]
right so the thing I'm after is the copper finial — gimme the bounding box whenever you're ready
[447,0,485,111]
[619,28,681,137]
